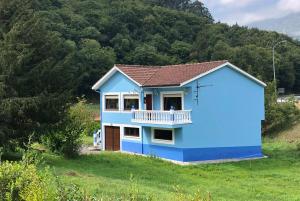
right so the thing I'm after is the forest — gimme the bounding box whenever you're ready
[1,0,300,151]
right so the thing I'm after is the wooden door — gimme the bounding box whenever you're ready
[105,126,120,151]
[145,94,153,110]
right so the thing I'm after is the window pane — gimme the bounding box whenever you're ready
[154,129,173,141]
[163,96,182,110]
[105,95,119,110]
[124,127,139,137]
[124,96,139,110]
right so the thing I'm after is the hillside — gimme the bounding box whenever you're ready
[248,13,300,40]
[1,0,300,148]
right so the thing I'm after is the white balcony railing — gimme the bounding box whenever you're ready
[131,110,192,125]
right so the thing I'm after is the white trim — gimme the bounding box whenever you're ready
[92,65,142,91]
[160,91,184,110]
[144,91,153,110]
[121,92,141,111]
[180,62,266,87]
[143,86,180,89]
[102,92,121,112]
[122,124,142,141]
[151,128,175,145]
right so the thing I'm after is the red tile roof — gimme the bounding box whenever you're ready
[116,60,228,87]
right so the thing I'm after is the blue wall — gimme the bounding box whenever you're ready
[182,66,264,149]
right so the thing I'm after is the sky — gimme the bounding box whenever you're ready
[200,0,300,25]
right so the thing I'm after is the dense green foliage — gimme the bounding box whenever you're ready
[1,0,300,150]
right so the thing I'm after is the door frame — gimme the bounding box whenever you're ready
[144,92,153,110]
[102,123,122,151]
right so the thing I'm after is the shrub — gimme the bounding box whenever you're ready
[43,99,100,158]
[43,101,87,158]
[264,82,300,135]
[0,159,55,201]
[56,181,97,201]
[173,185,212,201]
[70,98,100,136]
[0,151,98,201]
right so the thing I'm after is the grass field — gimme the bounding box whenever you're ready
[44,136,300,200]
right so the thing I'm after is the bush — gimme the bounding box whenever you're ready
[0,159,55,201]
[70,98,100,136]
[264,82,300,135]
[0,152,98,201]
[56,181,97,201]
[43,101,86,158]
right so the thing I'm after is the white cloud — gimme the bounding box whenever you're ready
[201,0,256,8]
[219,0,256,6]
[277,0,300,12]
[201,0,300,25]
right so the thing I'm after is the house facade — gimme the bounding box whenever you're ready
[92,61,266,162]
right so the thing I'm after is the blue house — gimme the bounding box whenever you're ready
[92,60,266,163]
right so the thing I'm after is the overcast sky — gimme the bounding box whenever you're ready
[200,0,300,25]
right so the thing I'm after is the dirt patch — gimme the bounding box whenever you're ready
[296,101,300,109]
[80,145,101,155]
[276,122,300,142]
[66,171,79,177]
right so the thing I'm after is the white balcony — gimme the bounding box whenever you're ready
[131,110,192,125]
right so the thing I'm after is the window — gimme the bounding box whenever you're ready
[152,129,174,144]
[124,127,140,138]
[105,95,119,110]
[163,93,182,110]
[123,94,139,110]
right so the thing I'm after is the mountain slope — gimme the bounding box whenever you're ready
[248,13,300,40]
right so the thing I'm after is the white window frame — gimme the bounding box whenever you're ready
[160,91,184,111]
[151,128,175,145]
[103,92,121,112]
[121,92,141,112]
[144,91,153,110]
[122,125,141,141]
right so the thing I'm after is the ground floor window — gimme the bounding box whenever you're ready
[152,128,174,144]
[124,127,140,138]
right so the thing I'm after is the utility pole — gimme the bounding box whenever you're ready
[272,40,287,95]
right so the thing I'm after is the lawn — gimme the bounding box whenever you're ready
[43,138,300,201]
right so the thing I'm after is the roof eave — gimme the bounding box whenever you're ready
[142,84,181,88]
[91,65,142,91]
[180,62,267,87]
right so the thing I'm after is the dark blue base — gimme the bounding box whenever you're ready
[121,141,263,162]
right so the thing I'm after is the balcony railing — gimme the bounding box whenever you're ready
[131,110,192,125]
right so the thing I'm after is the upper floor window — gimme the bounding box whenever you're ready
[105,95,119,111]
[162,93,182,110]
[123,94,139,110]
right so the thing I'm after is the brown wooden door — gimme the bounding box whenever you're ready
[105,126,120,151]
[145,94,152,110]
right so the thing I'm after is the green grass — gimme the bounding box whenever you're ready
[43,139,300,201]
